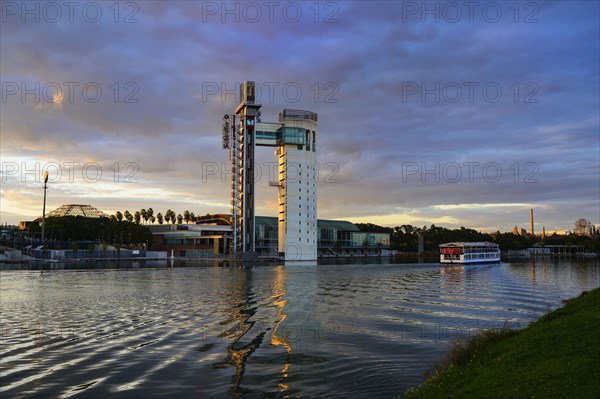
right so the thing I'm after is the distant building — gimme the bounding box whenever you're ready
[19,204,108,230]
[18,221,36,230]
[519,228,526,236]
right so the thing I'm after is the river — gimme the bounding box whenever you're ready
[1,258,598,398]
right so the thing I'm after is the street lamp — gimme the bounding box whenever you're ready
[41,171,49,244]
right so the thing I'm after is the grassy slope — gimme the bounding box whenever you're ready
[404,288,600,399]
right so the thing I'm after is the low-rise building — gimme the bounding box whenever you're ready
[149,215,390,259]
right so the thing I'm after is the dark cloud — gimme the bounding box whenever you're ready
[1,1,598,230]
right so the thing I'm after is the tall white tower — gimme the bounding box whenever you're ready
[275,110,318,262]
[223,82,318,262]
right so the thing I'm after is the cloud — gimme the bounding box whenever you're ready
[1,1,598,231]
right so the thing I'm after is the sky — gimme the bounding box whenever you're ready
[1,1,598,233]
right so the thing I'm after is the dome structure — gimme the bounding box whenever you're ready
[45,204,107,218]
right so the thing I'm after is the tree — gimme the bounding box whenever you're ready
[147,208,154,223]
[157,212,163,224]
[124,210,133,223]
[184,210,190,224]
[115,211,123,221]
[177,214,183,224]
[169,210,177,224]
[141,208,148,224]
[134,211,141,225]
[164,210,171,224]
[189,212,195,223]
[150,216,156,224]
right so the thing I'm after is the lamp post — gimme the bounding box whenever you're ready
[41,171,49,244]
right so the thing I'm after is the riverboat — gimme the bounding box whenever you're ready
[439,242,500,264]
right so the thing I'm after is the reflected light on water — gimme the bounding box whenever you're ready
[270,266,292,392]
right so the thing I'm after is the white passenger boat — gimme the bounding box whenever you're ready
[439,242,501,264]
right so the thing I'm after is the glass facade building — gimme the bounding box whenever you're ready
[254,217,390,253]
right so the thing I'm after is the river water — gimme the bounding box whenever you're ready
[1,258,598,398]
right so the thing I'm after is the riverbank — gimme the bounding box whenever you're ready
[404,287,600,398]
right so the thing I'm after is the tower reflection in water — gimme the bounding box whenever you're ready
[270,265,292,392]
[213,264,320,397]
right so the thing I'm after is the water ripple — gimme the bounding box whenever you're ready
[0,259,598,398]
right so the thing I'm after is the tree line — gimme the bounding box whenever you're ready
[355,222,600,252]
[30,216,153,246]
[109,209,202,225]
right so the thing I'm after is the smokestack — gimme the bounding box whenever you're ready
[530,209,534,236]
[542,226,546,239]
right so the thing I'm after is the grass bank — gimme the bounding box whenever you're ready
[404,288,600,399]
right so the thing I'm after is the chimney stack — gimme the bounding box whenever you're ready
[530,209,534,236]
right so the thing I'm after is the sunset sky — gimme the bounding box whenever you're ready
[1,1,598,232]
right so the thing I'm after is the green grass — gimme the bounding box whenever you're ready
[404,288,600,399]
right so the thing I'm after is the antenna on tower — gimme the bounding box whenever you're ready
[222,114,230,149]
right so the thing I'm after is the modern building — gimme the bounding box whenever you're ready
[148,215,390,259]
[223,81,318,262]
[150,223,231,258]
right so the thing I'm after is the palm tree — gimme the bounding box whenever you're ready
[141,208,148,224]
[177,214,183,224]
[147,208,154,223]
[169,210,177,224]
[134,211,141,225]
[156,212,163,225]
[189,212,195,224]
[150,216,156,224]
[124,210,133,223]
[184,210,190,224]
[115,211,123,221]
[164,210,171,224]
